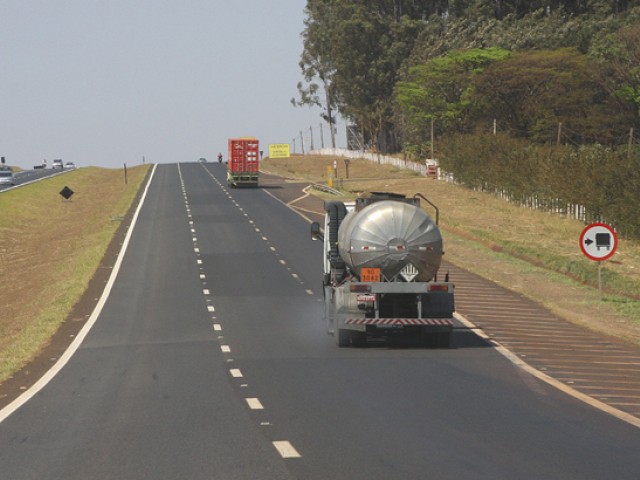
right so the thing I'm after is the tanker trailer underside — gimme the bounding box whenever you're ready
[324,282,455,348]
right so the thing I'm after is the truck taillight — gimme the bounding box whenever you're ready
[356,294,376,302]
[428,284,450,292]
[350,284,371,293]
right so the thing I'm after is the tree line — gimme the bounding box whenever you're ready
[295,0,640,238]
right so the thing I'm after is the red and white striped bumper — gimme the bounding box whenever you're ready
[345,318,454,326]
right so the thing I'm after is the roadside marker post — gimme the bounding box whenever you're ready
[579,223,618,300]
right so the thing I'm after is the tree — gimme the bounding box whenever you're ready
[470,48,634,143]
[296,0,435,152]
[590,20,640,119]
[293,0,341,148]
[395,47,510,155]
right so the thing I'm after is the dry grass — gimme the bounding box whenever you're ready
[262,155,640,346]
[264,154,421,183]
[0,166,149,381]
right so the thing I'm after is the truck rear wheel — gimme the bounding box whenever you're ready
[351,331,367,347]
[335,329,366,347]
[422,331,451,348]
[336,329,351,347]
[437,332,452,348]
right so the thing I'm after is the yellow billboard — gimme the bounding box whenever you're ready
[269,143,291,158]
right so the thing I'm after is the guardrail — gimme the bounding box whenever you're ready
[310,183,345,196]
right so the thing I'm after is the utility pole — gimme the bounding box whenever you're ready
[430,117,435,160]
[292,138,296,154]
[557,122,562,145]
[310,126,314,151]
[493,118,497,135]
[300,131,305,155]
[320,123,324,149]
[628,127,634,160]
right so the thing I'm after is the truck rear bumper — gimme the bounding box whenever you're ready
[227,172,258,187]
[345,318,453,327]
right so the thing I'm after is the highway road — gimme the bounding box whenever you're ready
[0,167,70,192]
[1,162,639,479]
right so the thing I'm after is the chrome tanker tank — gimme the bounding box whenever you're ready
[337,199,443,282]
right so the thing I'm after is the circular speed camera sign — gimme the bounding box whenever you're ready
[580,223,618,261]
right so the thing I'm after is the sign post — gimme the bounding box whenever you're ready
[579,223,618,300]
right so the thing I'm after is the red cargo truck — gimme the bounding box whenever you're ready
[227,137,259,187]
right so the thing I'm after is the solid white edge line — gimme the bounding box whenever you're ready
[262,188,315,225]
[454,312,640,429]
[0,163,159,424]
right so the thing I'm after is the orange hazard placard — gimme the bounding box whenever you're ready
[360,268,381,282]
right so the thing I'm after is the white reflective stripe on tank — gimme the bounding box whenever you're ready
[345,318,454,326]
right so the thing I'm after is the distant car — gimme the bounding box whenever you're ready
[198,157,207,163]
[52,159,64,169]
[0,169,15,185]
[65,162,76,169]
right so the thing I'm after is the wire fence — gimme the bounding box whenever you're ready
[310,148,429,175]
[309,147,595,223]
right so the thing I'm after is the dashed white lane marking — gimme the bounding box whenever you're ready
[221,345,231,353]
[230,369,243,378]
[306,289,314,296]
[279,259,286,265]
[213,324,222,331]
[200,274,206,279]
[270,246,276,252]
[194,247,200,253]
[203,289,210,295]
[197,259,203,264]
[273,441,301,459]
[291,273,299,279]
[246,398,264,410]
[207,305,215,312]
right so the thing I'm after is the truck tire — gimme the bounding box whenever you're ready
[422,331,451,348]
[336,329,351,347]
[351,331,367,347]
[436,332,452,348]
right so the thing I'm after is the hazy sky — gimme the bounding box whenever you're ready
[1,1,343,169]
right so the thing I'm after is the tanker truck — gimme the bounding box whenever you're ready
[310,192,454,347]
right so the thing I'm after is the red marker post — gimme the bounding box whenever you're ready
[580,223,618,300]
